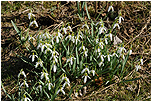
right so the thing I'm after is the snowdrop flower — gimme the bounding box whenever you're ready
[99,60,104,67]
[98,25,107,34]
[65,33,72,41]
[75,91,78,97]
[135,65,141,71]
[18,69,26,78]
[108,5,114,12]
[90,70,95,76]
[117,46,127,55]
[55,31,62,43]
[99,40,104,49]
[50,48,59,63]
[79,43,86,51]
[62,27,67,34]
[45,47,52,54]
[75,35,80,45]
[63,80,70,88]
[28,35,35,42]
[29,52,38,62]
[82,73,91,83]
[57,87,65,95]
[83,48,88,57]
[41,71,49,81]
[66,55,76,65]
[128,49,132,55]
[29,19,38,27]
[105,32,113,41]
[107,53,110,61]
[35,58,43,68]
[52,60,57,72]
[111,51,119,58]
[113,23,120,30]
[104,37,108,45]
[36,84,42,92]
[95,46,101,54]
[20,80,29,88]
[81,66,90,74]
[95,19,104,26]
[61,74,70,82]
[95,37,99,44]
[98,52,105,61]
[140,59,143,65]
[66,25,72,32]
[46,81,54,90]
[115,16,124,24]
[21,94,31,101]
[28,12,35,20]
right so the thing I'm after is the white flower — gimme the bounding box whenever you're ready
[41,71,49,81]
[28,35,35,41]
[29,52,38,62]
[28,12,35,20]
[140,59,143,65]
[75,92,78,97]
[81,67,90,74]
[82,73,91,83]
[62,27,67,34]
[79,45,86,51]
[99,41,104,49]
[66,55,76,65]
[20,80,29,88]
[104,37,108,45]
[50,49,59,63]
[135,65,141,71]
[99,60,104,67]
[115,16,124,23]
[117,47,127,54]
[52,61,57,72]
[111,52,119,58]
[63,81,70,88]
[55,31,62,43]
[108,5,114,12]
[75,35,80,45]
[29,20,38,27]
[98,53,105,61]
[128,50,132,55]
[90,70,95,76]
[45,47,52,54]
[35,59,43,68]
[105,33,113,41]
[18,70,26,78]
[107,54,110,61]
[113,23,120,29]
[83,48,88,57]
[57,87,65,95]
[46,82,54,90]
[66,26,72,32]
[98,26,107,34]
[36,85,42,92]
[21,95,31,101]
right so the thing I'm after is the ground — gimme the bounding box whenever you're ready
[1,1,151,101]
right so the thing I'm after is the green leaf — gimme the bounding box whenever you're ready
[1,82,12,100]
[11,20,20,35]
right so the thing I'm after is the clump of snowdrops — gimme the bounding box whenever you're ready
[3,3,143,101]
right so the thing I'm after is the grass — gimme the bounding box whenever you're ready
[1,1,151,101]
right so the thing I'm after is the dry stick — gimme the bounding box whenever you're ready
[124,17,150,47]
